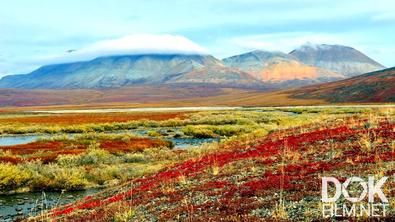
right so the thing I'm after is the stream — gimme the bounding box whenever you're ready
[0,131,219,149]
[0,189,100,221]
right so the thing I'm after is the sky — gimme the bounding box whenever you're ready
[0,0,394,77]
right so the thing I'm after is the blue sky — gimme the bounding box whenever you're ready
[0,0,394,77]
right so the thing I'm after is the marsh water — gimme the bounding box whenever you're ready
[0,130,219,220]
[0,130,219,149]
[0,135,42,146]
[0,189,100,221]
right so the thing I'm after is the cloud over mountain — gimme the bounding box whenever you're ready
[37,34,209,64]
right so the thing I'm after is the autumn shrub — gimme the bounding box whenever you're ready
[0,149,14,157]
[57,148,118,166]
[25,163,89,191]
[210,125,253,137]
[122,153,147,163]
[37,134,68,142]
[0,163,31,191]
[88,165,124,185]
[72,133,137,143]
[147,130,162,137]
[113,121,139,130]
[141,120,160,128]
[51,167,89,190]
[114,207,135,222]
[62,125,88,134]
[182,124,253,138]
[159,119,185,127]
[141,147,182,162]
[188,112,250,125]
[182,125,217,138]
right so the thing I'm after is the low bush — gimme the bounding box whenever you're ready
[182,125,217,138]
[57,148,119,166]
[123,153,147,163]
[210,125,253,137]
[0,163,31,191]
[182,125,254,138]
[147,130,162,137]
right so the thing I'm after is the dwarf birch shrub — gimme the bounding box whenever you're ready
[182,125,217,138]
[0,163,31,191]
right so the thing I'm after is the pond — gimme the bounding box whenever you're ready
[0,133,219,149]
[0,189,100,221]
[0,135,41,146]
[171,137,219,149]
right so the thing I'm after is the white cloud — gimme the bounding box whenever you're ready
[35,34,209,64]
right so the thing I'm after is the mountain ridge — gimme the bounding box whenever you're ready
[0,44,387,90]
[0,67,393,107]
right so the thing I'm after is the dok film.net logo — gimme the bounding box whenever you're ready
[321,176,392,218]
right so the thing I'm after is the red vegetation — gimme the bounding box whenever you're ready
[0,141,67,155]
[0,112,187,125]
[47,117,395,221]
[0,138,172,164]
[99,138,173,152]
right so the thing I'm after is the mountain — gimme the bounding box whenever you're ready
[222,50,345,85]
[290,67,395,102]
[0,44,388,90]
[0,54,262,89]
[1,67,393,107]
[165,66,264,87]
[223,50,296,73]
[290,43,386,77]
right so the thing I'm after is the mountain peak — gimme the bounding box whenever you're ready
[292,42,354,53]
[290,43,385,76]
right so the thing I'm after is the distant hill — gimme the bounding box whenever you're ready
[290,43,385,77]
[291,67,395,102]
[222,50,345,86]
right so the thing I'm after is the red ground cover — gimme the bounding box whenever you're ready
[47,117,394,221]
[0,112,187,125]
[0,138,172,164]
